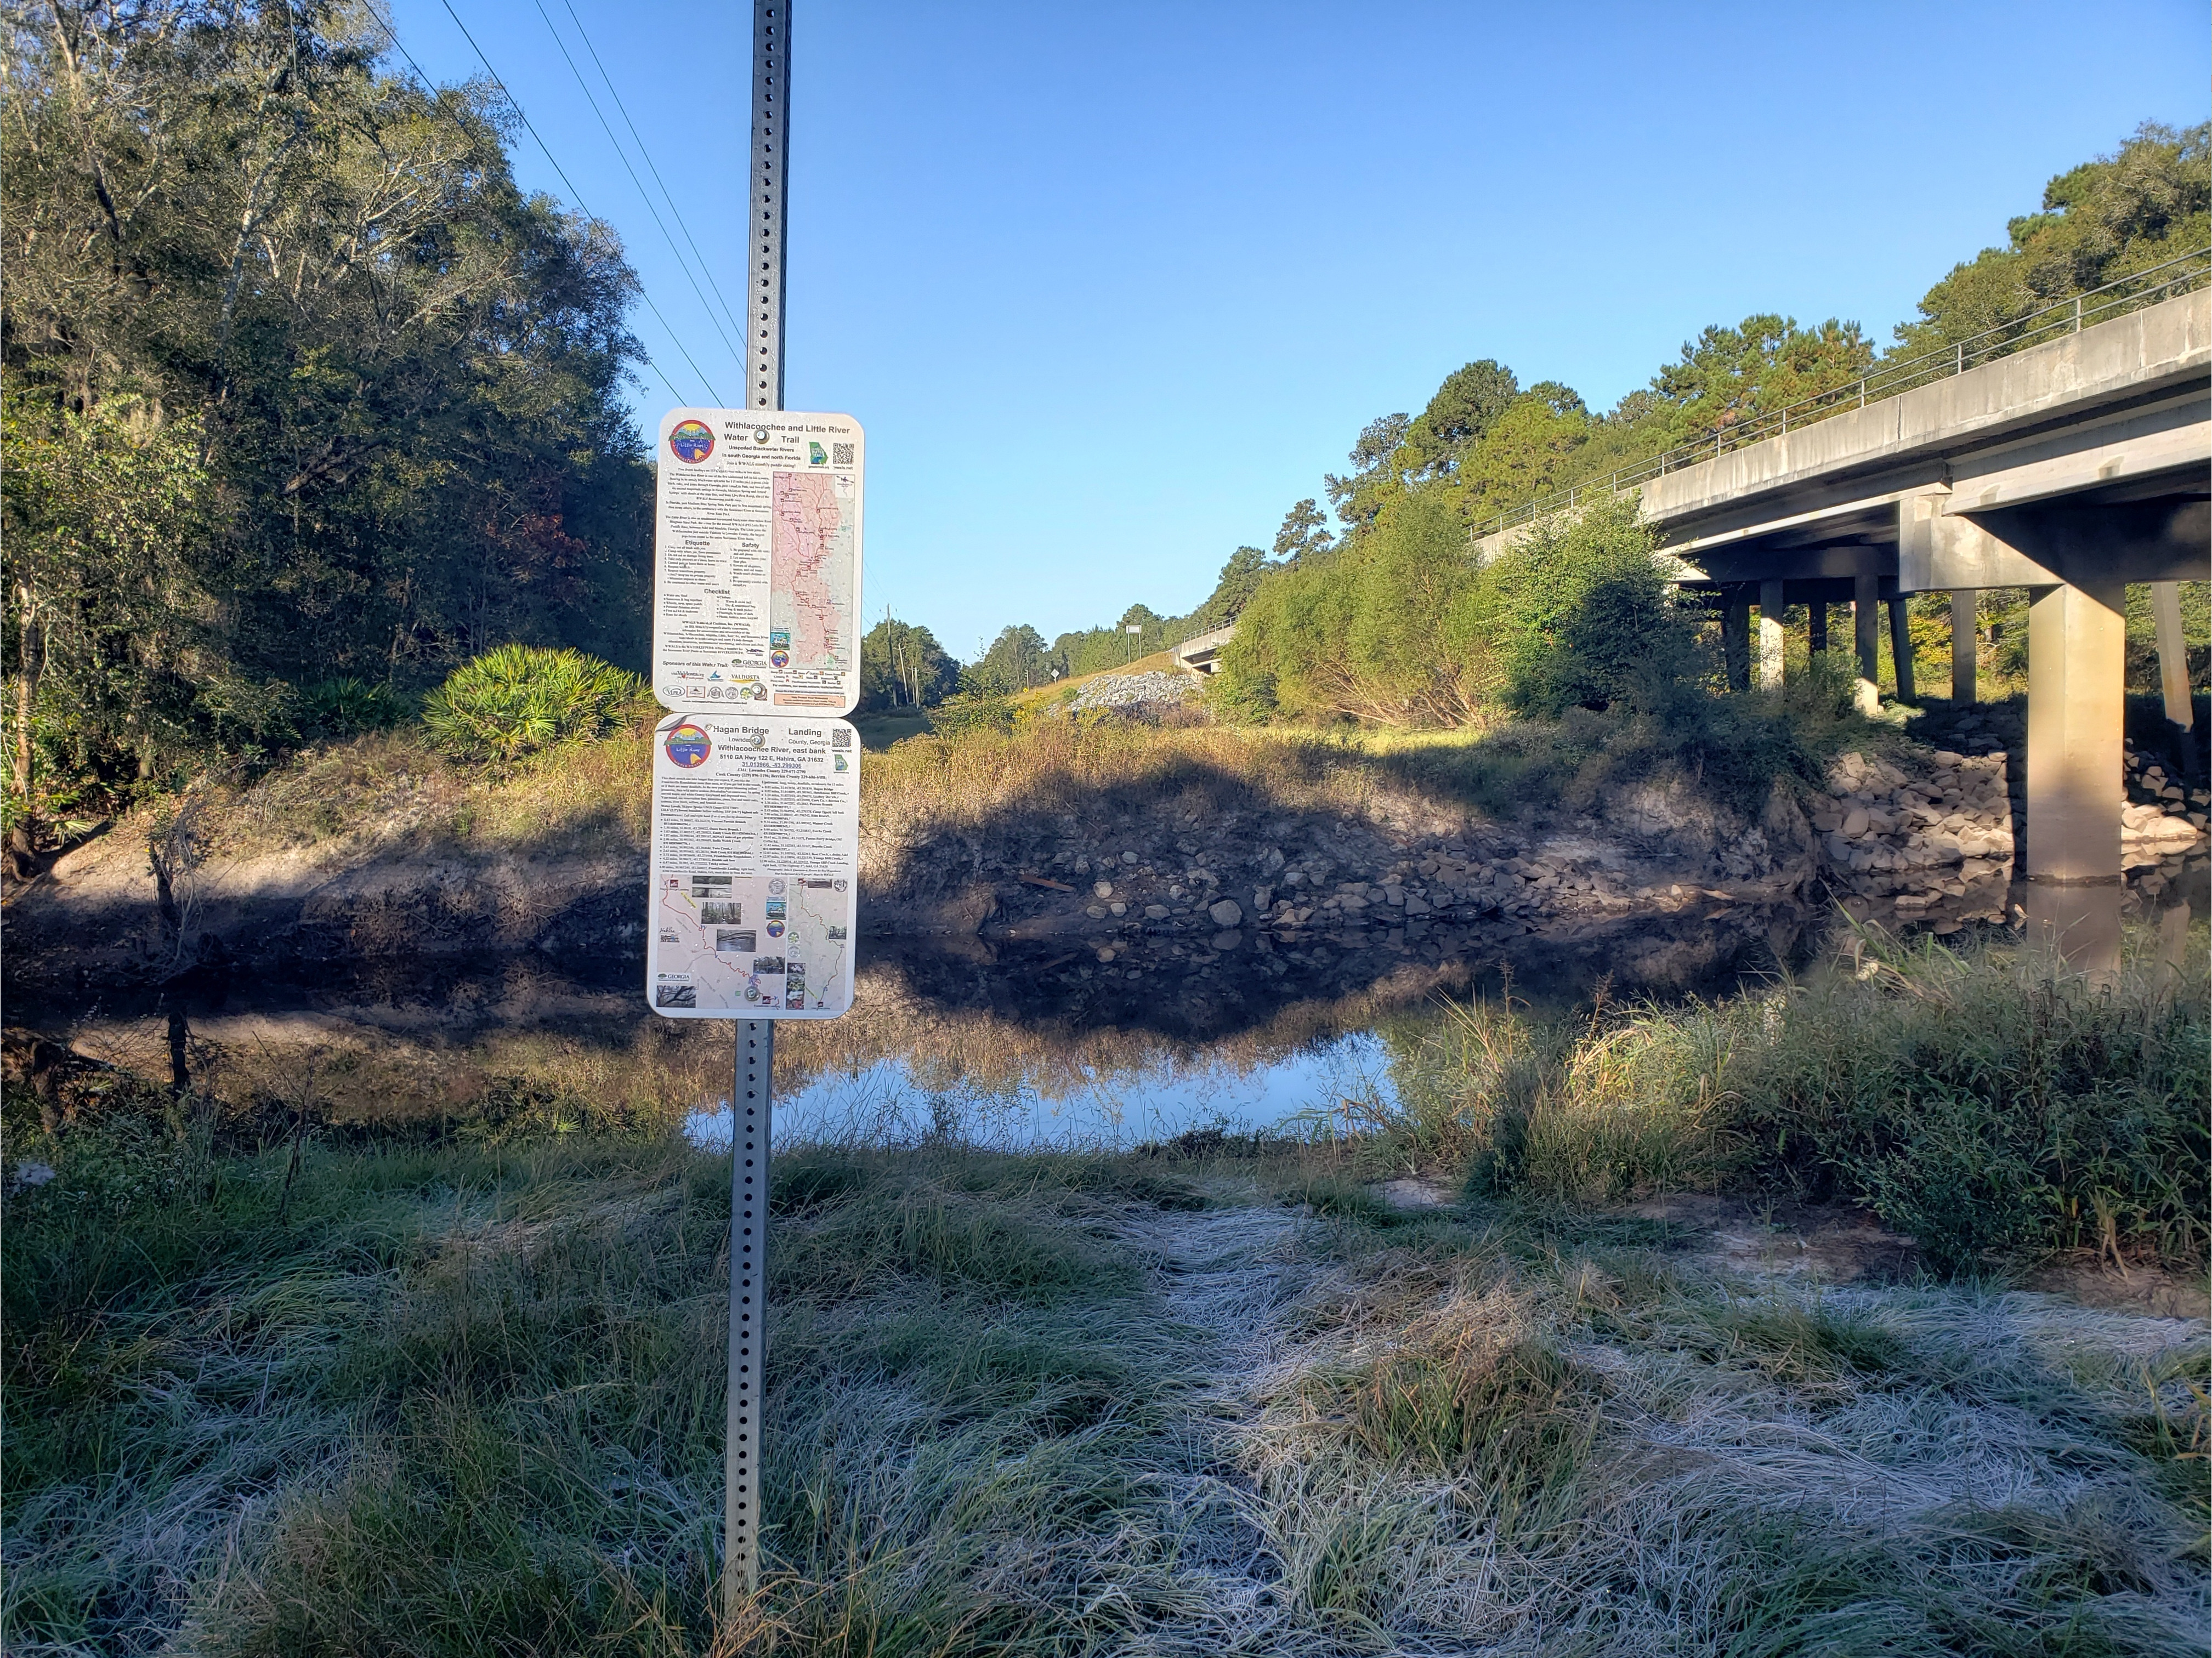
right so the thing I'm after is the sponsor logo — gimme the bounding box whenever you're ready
[668,419,714,463]
[808,441,828,465]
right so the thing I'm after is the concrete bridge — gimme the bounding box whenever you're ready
[1475,267,2210,962]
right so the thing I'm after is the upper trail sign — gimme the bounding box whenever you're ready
[654,408,865,717]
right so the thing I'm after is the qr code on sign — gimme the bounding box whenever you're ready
[832,442,854,465]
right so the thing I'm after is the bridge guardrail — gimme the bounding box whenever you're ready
[1471,246,2212,543]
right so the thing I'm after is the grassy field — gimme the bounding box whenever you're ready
[5,929,2206,1656]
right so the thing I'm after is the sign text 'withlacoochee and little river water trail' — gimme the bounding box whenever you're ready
[647,408,864,1020]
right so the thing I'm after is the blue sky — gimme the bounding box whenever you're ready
[377,0,2209,660]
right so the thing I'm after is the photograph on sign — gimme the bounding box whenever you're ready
[654,409,864,716]
[646,712,861,1019]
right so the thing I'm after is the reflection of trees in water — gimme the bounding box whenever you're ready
[29,898,1810,1136]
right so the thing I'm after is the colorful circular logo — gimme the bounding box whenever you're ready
[663,722,711,768]
[765,921,785,938]
[769,649,790,669]
[668,419,714,463]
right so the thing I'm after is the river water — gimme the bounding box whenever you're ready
[9,867,2203,1152]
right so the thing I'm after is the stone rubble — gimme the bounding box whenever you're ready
[1060,671,1195,714]
[869,702,2207,979]
[1807,708,2208,931]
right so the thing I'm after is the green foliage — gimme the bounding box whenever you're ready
[858,615,957,709]
[1647,315,1874,444]
[418,646,642,764]
[297,678,411,738]
[1464,496,1690,716]
[964,623,1055,694]
[1735,933,2211,1273]
[4,0,651,831]
[1220,489,1484,724]
[2,395,229,798]
[1446,384,1593,520]
[1897,121,2210,355]
[1409,927,2209,1274]
[926,691,1018,739]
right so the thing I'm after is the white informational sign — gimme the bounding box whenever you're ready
[653,408,864,716]
[646,711,861,1020]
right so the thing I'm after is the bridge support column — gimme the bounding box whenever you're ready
[2152,581,2194,734]
[1887,599,1916,703]
[2023,581,2125,978]
[1758,580,1785,689]
[1852,574,1880,713]
[1950,591,1976,706]
[1723,589,1751,691]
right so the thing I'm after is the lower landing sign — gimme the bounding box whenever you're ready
[646,712,860,1019]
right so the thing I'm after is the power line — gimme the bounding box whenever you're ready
[432,0,727,404]
[538,0,750,354]
[357,0,695,409]
[555,0,748,347]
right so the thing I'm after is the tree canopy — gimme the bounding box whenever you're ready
[4,0,651,841]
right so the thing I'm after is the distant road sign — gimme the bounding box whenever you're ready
[646,711,860,1019]
[654,409,865,717]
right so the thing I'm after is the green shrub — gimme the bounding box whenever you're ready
[1467,495,1695,717]
[419,645,643,763]
[1735,932,2210,1272]
[926,692,1017,740]
[1219,490,1482,725]
[298,677,412,737]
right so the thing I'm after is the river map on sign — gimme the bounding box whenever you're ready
[652,872,854,1013]
[769,472,856,675]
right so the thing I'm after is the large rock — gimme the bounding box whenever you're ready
[1207,898,1244,928]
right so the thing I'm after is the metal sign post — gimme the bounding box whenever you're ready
[727,1015,771,1613]
[646,0,865,1617]
[748,0,789,413]
[736,0,786,1617]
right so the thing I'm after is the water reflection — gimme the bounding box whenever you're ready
[10,867,2200,1154]
[683,1032,1398,1152]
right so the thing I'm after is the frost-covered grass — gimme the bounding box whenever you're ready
[4,1108,2205,1656]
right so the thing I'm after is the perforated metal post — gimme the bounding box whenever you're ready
[726,1019,773,1614]
[728,2,790,1614]
[748,0,790,410]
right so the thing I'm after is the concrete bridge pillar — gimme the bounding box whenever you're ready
[2023,580,2126,978]
[1758,580,1785,689]
[1950,592,1976,706]
[2151,581,2196,734]
[2024,581,2125,884]
[1887,600,1916,703]
[1723,589,1751,691]
[1852,574,1880,713]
